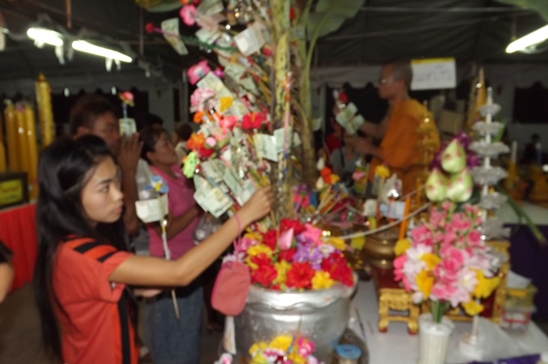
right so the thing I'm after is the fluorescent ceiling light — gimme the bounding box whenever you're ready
[72,40,132,62]
[506,24,548,53]
[27,27,64,47]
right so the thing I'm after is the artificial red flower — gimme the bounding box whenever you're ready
[241,112,266,130]
[321,253,354,287]
[198,147,214,158]
[263,230,277,250]
[338,93,348,104]
[286,262,315,289]
[270,284,281,291]
[186,133,205,151]
[262,46,272,57]
[251,262,277,287]
[250,253,273,269]
[145,22,156,34]
[279,247,296,262]
[280,218,305,235]
[321,167,332,183]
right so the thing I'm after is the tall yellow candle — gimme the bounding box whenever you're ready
[0,114,5,172]
[15,105,30,175]
[4,101,20,171]
[35,74,56,147]
[23,104,39,199]
[0,112,4,141]
[0,141,6,172]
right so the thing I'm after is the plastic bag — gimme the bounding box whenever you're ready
[193,213,223,244]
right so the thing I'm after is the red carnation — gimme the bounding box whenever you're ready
[279,247,296,262]
[251,263,277,288]
[286,262,315,289]
[338,93,348,105]
[263,230,277,250]
[145,22,156,34]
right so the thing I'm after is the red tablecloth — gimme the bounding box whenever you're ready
[0,203,37,292]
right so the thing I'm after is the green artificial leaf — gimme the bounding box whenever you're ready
[494,0,548,22]
[306,0,365,41]
[493,118,508,143]
[496,186,548,245]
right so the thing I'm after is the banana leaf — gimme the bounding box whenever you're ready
[496,186,547,245]
[494,0,548,21]
[306,0,365,40]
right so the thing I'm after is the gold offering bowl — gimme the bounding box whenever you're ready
[363,226,399,269]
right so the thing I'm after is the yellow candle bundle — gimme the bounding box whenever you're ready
[0,142,5,172]
[0,113,5,172]
[4,101,20,171]
[23,104,39,199]
[35,73,56,147]
[15,105,30,174]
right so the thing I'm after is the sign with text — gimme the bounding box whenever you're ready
[411,58,456,90]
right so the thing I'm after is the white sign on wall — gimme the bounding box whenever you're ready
[411,58,456,91]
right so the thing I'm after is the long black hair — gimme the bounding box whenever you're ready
[33,135,127,360]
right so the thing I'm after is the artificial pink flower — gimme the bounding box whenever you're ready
[410,225,433,246]
[187,60,211,85]
[451,212,472,231]
[300,224,323,245]
[180,4,197,26]
[190,88,214,111]
[213,68,224,78]
[468,230,482,246]
[297,338,315,357]
[218,115,237,130]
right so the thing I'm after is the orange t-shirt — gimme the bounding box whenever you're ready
[369,99,440,195]
[53,237,138,364]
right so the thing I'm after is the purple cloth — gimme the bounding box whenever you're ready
[468,354,540,364]
[507,224,548,320]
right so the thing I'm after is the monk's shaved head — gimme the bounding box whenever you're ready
[385,60,412,90]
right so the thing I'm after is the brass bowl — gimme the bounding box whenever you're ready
[363,227,399,269]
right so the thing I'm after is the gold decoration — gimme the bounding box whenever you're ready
[466,67,486,132]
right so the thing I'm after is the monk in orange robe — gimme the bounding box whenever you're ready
[343,61,440,195]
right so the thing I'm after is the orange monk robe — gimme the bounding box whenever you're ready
[369,99,440,196]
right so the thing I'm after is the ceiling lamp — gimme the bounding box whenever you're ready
[72,40,132,63]
[27,27,64,47]
[506,24,548,53]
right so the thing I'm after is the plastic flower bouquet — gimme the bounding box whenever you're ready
[393,202,500,322]
[249,335,322,364]
[241,218,354,291]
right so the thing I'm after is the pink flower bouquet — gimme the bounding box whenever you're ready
[394,202,500,322]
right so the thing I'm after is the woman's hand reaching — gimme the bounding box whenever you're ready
[238,187,275,227]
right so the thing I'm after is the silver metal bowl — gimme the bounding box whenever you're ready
[234,274,358,362]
